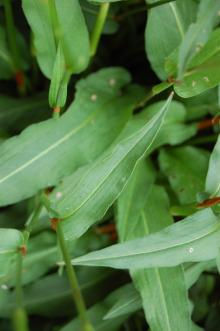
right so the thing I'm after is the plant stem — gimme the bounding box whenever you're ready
[56,221,94,331]
[3,0,26,94]
[12,251,29,331]
[15,251,23,308]
[3,0,20,70]
[25,202,43,235]
[90,3,110,57]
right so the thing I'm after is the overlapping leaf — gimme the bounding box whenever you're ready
[0,68,142,206]
[117,160,191,331]
[22,0,56,78]
[0,229,24,278]
[105,260,216,320]
[175,29,220,97]
[48,94,173,240]
[177,0,220,79]
[205,135,220,196]
[73,208,220,269]
[0,268,111,317]
[159,146,210,204]
[145,0,197,80]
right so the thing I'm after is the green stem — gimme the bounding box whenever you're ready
[56,221,94,331]
[15,251,23,308]
[25,202,43,235]
[90,2,110,57]
[3,0,26,94]
[135,81,173,109]
[3,0,20,70]
[12,251,29,331]
[148,0,176,9]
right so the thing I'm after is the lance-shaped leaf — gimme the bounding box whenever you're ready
[0,229,24,278]
[72,208,220,268]
[177,0,220,79]
[48,94,173,240]
[22,0,56,78]
[105,260,216,320]
[54,0,90,74]
[175,29,220,98]
[145,0,197,80]
[59,283,130,331]
[159,146,209,204]
[0,268,111,317]
[205,135,220,196]
[117,160,191,331]
[123,100,197,151]
[0,68,143,206]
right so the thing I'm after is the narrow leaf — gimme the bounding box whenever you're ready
[145,0,197,79]
[0,68,140,206]
[48,93,173,240]
[177,0,220,79]
[73,208,220,269]
[205,135,220,196]
[0,229,23,278]
[22,0,56,78]
[117,160,191,331]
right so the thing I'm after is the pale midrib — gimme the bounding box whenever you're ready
[120,171,139,242]
[0,249,17,255]
[140,212,172,330]
[107,296,140,318]
[77,222,220,262]
[60,105,166,218]
[0,111,96,185]
[169,3,184,39]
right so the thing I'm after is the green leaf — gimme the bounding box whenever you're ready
[60,283,130,331]
[177,0,220,79]
[104,283,140,320]
[72,208,220,269]
[159,146,210,204]
[48,93,173,240]
[105,260,216,320]
[205,135,220,196]
[145,0,197,80]
[81,0,119,35]
[0,229,23,278]
[49,43,70,108]
[136,101,197,150]
[22,0,56,78]
[0,268,111,317]
[1,232,57,287]
[54,0,90,74]
[174,28,220,97]
[117,160,191,331]
[0,68,141,206]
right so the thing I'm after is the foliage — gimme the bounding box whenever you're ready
[0,0,220,330]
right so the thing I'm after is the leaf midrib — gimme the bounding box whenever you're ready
[77,221,220,262]
[0,96,119,186]
[58,104,167,218]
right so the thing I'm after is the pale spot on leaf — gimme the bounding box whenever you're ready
[109,78,116,86]
[91,94,97,101]
[56,192,62,199]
